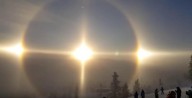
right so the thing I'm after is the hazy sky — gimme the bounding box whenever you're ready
[0,0,192,96]
[0,0,192,51]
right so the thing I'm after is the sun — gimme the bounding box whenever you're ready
[72,42,93,63]
[1,43,24,57]
[137,48,152,62]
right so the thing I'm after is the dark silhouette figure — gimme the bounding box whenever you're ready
[186,90,192,98]
[103,97,106,98]
[175,87,181,98]
[134,91,138,98]
[141,89,145,98]
[167,91,176,98]
[167,91,171,98]
[170,91,176,98]
[155,89,159,98]
[160,87,164,95]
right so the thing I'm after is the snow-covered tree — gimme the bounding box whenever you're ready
[133,79,140,93]
[110,72,121,98]
[121,83,130,98]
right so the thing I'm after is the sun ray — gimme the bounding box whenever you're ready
[80,62,85,96]
[94,51,133,56]
[28,49,71,55]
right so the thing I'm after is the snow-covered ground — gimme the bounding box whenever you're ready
[130,87,191,98]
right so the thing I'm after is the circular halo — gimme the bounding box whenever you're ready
[21,0,139,96]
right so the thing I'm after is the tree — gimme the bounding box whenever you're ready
[133,79,140,93]
[189,55,192,81]
[159,78,163,87]
[121,83,130,98]
[110,72,121,98]
[97,83,103,97]
[74,85,79,98]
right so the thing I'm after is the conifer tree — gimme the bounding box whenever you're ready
[133,79,140,93]
[121,83,130,98]
[110,72,121,98]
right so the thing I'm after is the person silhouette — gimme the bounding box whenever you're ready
[141,89,145,98]
[155,89,159,98]
[161,87,164,95]
[134,91,138,98]
[186,90,192,98]
[170,91,176,98]
[175,87,181,98]
[167,91,171,98]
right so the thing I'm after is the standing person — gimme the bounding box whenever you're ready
[186,90,192,98]
[160,87,164,95]
[175,87,181,98]
[155,89,159,98]
[134,91,138,98]
[141,89,145,98]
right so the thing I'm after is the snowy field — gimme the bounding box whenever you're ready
[130,87,191,98]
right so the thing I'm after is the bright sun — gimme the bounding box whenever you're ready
[137,48,152,62]
[2,43,24,57]
[72,42,93,63]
